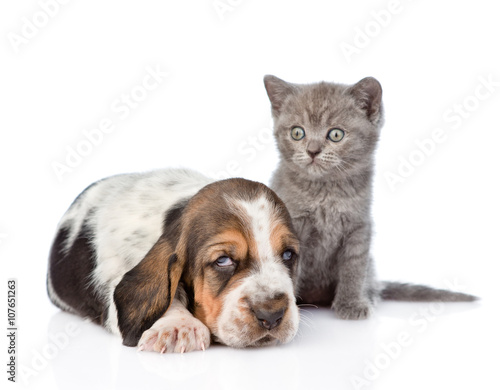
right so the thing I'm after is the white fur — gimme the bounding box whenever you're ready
[238,196,275,261]
[138,297,211,353]
[215,197,299,347]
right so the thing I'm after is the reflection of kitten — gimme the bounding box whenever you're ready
[264,75,477,319]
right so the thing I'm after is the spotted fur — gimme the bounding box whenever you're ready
[47,168,300,352]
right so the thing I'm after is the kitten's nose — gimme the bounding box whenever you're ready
[307,140,322,159]
[307,149,321,159]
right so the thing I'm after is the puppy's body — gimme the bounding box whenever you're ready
[48,168,300,352]
[48,169,210,333]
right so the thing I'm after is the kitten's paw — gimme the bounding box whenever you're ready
[333,300,372,320]
[138,315,210,353]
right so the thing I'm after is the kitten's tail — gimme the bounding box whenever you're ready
[380,281,478,302]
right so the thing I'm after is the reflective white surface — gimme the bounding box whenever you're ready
[2,0,500,389]
[15,295,497,390]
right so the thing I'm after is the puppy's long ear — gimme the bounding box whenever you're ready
[113,237,185,346]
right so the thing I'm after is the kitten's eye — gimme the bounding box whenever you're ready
[291,127,305,141]
[327,128,345,142]
[215,256,234,267]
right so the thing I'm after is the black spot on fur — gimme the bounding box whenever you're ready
[184,283,195,313]
[168,253,178,267]
[166,254,178,306]
[48,223,106,325]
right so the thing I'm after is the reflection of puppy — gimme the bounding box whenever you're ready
[47,169,300,353]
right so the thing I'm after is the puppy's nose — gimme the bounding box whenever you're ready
[254,308,286,331]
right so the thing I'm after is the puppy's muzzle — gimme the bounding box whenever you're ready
[253,307,286,330]
[249,294,289,331]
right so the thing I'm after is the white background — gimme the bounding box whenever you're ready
[2,1,499,389]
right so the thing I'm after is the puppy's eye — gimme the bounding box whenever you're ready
[291,127,305,141]
[327,128,345,142]
[215,256,234,267]
[282,250,294,261]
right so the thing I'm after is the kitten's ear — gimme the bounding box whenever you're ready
[264,75,296,113]
[349,77,383,124]
[113,237,185,346]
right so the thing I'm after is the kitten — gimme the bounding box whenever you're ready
[264,75,477,319]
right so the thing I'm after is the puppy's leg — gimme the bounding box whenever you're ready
[138,298,210,353]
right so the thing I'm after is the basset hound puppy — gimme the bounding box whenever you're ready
[47,168,300,353]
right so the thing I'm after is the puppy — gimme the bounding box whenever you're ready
[47,168,300,353]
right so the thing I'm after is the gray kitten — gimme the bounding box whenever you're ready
[264,75,477,320]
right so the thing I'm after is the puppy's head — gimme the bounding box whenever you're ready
[181,179,300,348]
[115,178,300,348]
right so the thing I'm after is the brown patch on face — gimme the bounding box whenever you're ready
[233,299,254,327]
[193,275,252,334]
[204,230,249,259]
[250,294,289,313]
[270,222,299,254]
[190,229,252,333]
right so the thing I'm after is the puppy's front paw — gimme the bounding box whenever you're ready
[138,315,210,354]
[333,300,372,320]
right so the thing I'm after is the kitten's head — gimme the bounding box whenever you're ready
[264,75,383,181]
